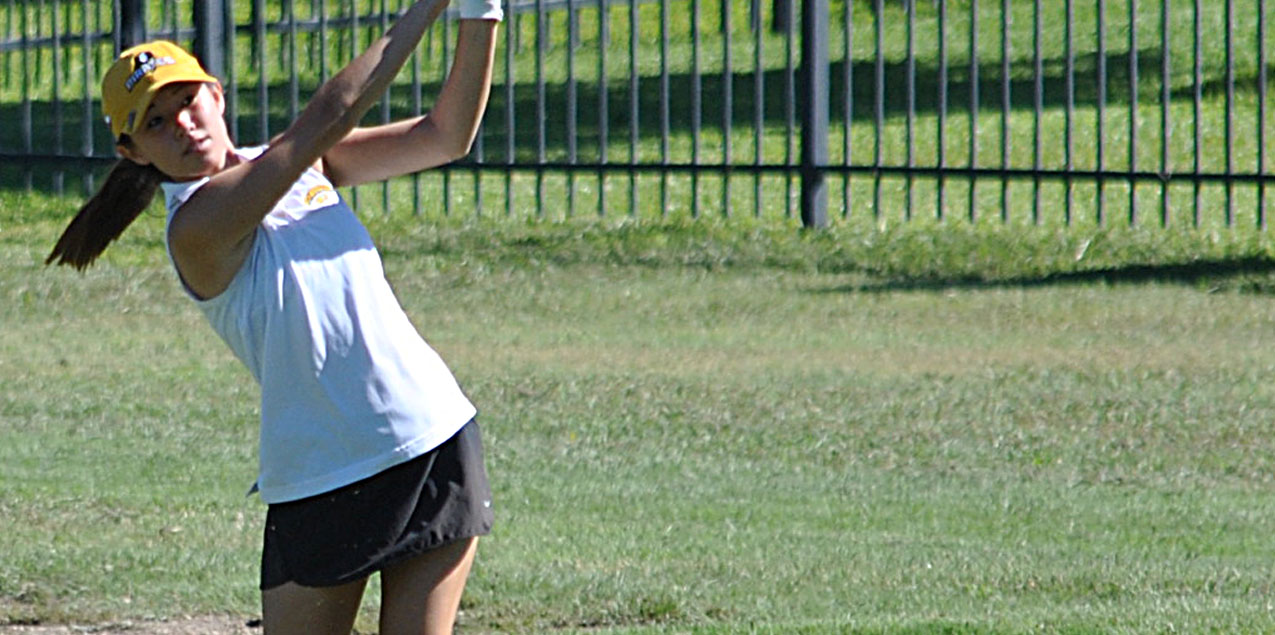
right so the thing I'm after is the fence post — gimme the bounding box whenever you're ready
[800,0,830,228]
[772,0,790,32]
[193,0,228,79]
[118,0,147,49]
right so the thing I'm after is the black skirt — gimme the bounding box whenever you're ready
[260,419,493,590]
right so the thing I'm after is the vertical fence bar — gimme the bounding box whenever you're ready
[19,1,29,190]
[119,0,145,47]
[1261,0,1268,229]
[411,0,422,216]
[1063,0,1073,224]
[569,0,580,49]
[567,0,578,217]
[1128,0,1138,225]
[194,0,227,79]
[783,0,795,217]
[350,0,360,211]
[938,0,948,220]
[969,0,980,222]
[721,0,732,218]
[35,0,43,127]
[504,0,515,216]
[1192,0,1202,226]
[536,0,548,49]
[223,0,238,145]
[37,0,45,137]
[509,0,519,52]
[1000,0,1010,222]
[441,13,453,216]
[691,0,702,217]
[379,0,390,214]
[660,0,670,216]
[534,0,545,216]
[254,0,268,145]
[1224,0,1234,226]
[53,0,63,195]
[81,0,93,195]
[98,0,108,73]
[905,0,915,220]
[352,0,361,57]
[753,0,764,217]
[291,1,302,122]
[1097,0,1107,224]
[473,5,486,218]
[307,0,316,82]
[1031,0,1042,224]
[2,0,9,99]
[160,0,172,40]
[4,0,11,102]
[800,0,828,228]
[842,0,852,219]
[599,0,611,217]
[1160,0,1170,225]
[313,0,323,81]
[872,0,883,218]
[630,0,640,217]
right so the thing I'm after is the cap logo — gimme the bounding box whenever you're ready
[123,51,176,92]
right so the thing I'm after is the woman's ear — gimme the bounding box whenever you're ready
[209,81,226,116]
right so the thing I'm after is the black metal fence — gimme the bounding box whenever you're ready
[1,1,1272,228]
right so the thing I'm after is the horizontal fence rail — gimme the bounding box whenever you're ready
[1,0,1273,227]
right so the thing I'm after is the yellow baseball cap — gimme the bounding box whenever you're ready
[101,40,218,140]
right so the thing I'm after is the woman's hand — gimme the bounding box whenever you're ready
[458,0,504,20]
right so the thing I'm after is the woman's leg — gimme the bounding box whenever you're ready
[378,537,480,635]
[261,577,368,635]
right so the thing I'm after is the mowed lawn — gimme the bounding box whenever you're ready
[4,191,1275,633]
[4,0,1275,630]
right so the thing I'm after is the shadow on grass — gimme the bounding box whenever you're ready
[828,256,1275,293]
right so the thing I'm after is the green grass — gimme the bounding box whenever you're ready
[7,186,1275,632]
[7,1,1275,631]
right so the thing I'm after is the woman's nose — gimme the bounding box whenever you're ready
[174,108,195,133]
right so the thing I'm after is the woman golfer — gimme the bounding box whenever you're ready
[47,0,499,632]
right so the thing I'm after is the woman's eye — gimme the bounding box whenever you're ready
[146,116,164,130]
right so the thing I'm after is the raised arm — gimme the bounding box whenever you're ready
[167,0,450,299]
[321,18,500,188]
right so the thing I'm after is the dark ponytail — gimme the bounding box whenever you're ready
[45,153,164,270]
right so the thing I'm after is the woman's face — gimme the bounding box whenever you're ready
[117,82,234,181]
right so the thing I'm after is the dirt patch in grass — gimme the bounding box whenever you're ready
[0,616,259,634]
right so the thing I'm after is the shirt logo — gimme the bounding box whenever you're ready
[305,184,337,208]
[123,51,176,92]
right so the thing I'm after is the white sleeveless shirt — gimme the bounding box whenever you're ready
[161,146,477,503]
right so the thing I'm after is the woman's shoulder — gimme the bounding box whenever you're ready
[237,144,269,161]
[161,145,271,217]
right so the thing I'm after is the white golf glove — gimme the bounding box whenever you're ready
[458,0,504,21]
